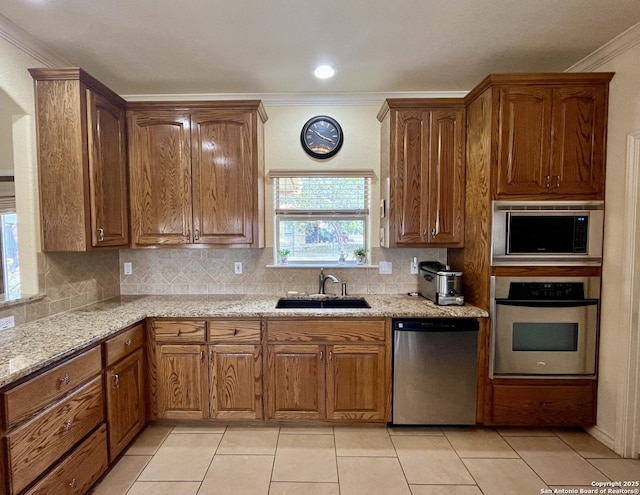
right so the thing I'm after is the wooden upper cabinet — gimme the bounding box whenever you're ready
[127,102,267,248]
[485,74,613,199]
[496,86,553,196]
[127,110,193,246]
[378,99,465,248]
[191,109,256,245]
[550,85,607,196]
[29,68,129,251]
[428,109,465,245]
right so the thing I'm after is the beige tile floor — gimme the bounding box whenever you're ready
[89,424,640,495]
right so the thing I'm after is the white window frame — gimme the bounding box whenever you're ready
[270,170,373,266]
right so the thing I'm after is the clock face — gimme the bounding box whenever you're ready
[300,115,344,159]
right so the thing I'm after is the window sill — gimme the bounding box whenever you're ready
[266,263,377,269]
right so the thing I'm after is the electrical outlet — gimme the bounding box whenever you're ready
[0,316,15,331]
[379,261,392,274]
[234,262,243,274]
[123,262,132,275]
[410,257,419,274]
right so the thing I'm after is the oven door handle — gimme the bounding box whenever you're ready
[494,299,599,308]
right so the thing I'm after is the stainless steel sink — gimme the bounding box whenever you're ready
[275,297,370,309]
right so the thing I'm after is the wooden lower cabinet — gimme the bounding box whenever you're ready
[265,319,390,422]
[155,344,209,420]
[490,379,597,426]
[267,344,325,420]
[24,424,108,495]
[209,344,263,420]
[105,348,145,460]
[5,376,104,494]
[326,345,387,421]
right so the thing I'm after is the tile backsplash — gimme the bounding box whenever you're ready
[0,251,121,325]
[119,247,447,296]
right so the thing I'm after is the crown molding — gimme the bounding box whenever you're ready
[0,14,72,67]
[122,90,469,106]
[567,21,640,72]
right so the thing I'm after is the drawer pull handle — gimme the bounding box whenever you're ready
[233,328,238,336]
[114,374,120,388]
[60,374,71,386]
[69,478,77,489]
[431,228,436,237]
[98,228,104,242]
[125,338,132,347]
[555,175,561,188]
[176,329,182,337]
[63,420,73,432]
[329,351,333,361]
[320,351,323,361]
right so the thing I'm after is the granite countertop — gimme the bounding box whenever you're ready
[0,294,488,389]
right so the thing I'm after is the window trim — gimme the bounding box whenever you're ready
[272,171,374,266]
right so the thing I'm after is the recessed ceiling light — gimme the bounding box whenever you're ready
[314,65,335,79]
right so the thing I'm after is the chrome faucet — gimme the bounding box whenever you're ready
[318,268,339,294]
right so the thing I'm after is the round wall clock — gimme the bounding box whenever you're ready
[300,115,344,159]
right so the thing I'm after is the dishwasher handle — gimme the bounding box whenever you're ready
[392,318,479,332]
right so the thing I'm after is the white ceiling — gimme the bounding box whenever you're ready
[1,0,639,96]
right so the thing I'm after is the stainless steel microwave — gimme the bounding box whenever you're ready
[491,200,604,266]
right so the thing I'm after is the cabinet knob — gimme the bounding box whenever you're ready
[63,420,73,432]
[114,374,119,388]
[545,175,551,189]
[555,175,561,188]
[194,229,200,240]
[69,478,77,489]
[431,228,436,237]
[125,338,132,347]
[97,228,104,242]
[329,351,333,361]
[320,351,324,361]
[60,374,71,386]
[422,229,427,239]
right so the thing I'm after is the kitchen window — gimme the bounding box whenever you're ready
[272,171,372,265]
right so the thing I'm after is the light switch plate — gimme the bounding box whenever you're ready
[123,262,132,275]
[0,316,15,331]
[379,261,392,274]
[234,262,243,274]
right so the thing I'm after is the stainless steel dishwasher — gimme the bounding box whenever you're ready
[392,318,479,425]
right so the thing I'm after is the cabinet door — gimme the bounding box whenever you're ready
[496,86,553,196]
[326,345,387,421]
[156,344,208,420]
[391,110,430,245]
[266,345,325,420]
[209,344,262,419]
[426,108,465,245]
[128,110,193,246]
[191,110,256,245]
[550,85,607,197]
[86,90,129,247]
[105,349,145,460]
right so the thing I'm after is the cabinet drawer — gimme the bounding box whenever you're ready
[104,323,145,367]
[267,319,386,343]
[6,376,104,495]
[3,346,101,428]
[23,424,108,495]
[491,380,596,426]
[152,320,206,343]
[208,320,261,343]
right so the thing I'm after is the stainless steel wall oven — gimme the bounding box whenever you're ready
[491,276,600,377]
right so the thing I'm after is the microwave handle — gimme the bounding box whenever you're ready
[495,299,599,308]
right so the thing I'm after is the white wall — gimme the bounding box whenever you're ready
[569,24,640,453]
[262,104,382,248]
[0,35,41,295]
